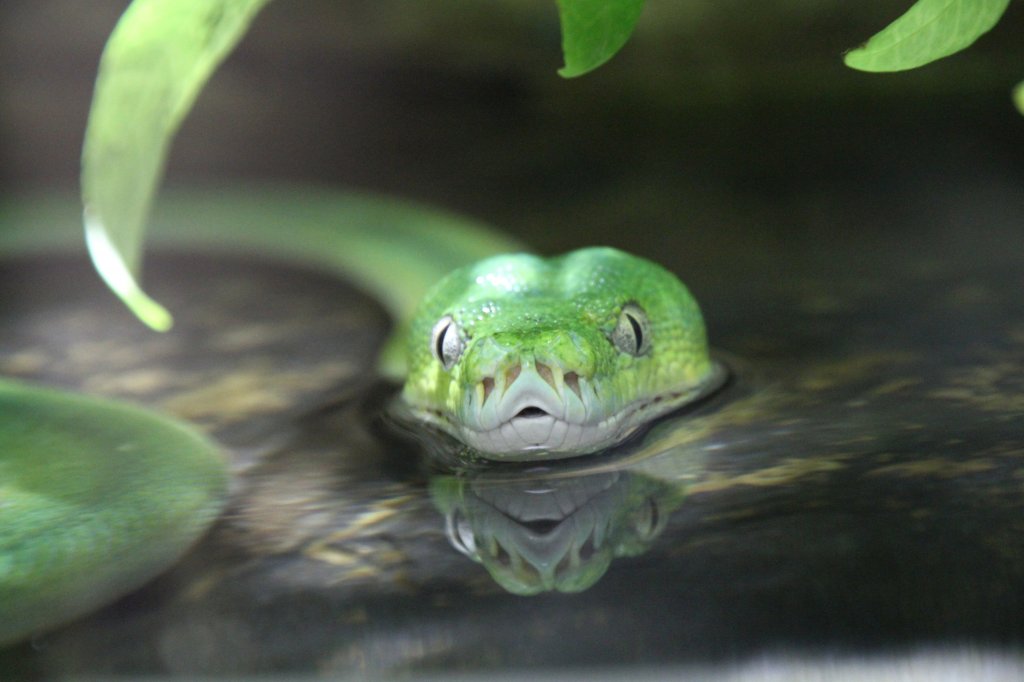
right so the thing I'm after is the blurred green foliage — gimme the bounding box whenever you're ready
[80,0,1019,328]
[81,0,270,330]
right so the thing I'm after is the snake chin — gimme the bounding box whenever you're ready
[459,413,623,459]
[401,362,728,461]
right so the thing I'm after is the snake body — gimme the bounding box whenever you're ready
[0,190,717,644]
[0,381,225,646]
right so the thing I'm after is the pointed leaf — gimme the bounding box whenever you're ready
[845,0,1011,72]
[556,0,645,78]
[81,0,271,330]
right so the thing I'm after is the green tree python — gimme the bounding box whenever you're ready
[0,188,722,644]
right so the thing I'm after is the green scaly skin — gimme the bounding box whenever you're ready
[0,189,717,644]
[0,380,225,646]
[402,247,721,459]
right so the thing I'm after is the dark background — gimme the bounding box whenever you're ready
[1,0,1023,271]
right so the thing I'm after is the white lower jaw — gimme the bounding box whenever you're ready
[459,415,623,461]
[409,361,728,460]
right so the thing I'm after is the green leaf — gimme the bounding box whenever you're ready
[1013,81,1024,116]
[556,0,645,78]
[844,0,1011,72]
[81,0,271,331]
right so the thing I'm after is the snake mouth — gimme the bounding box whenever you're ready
[457,364,728,459]
[452,362,603,456]
[404,361,728,460]
[462,408,613,458]
[514,406,549,419]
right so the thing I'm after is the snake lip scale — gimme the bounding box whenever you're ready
[410,361,727,461]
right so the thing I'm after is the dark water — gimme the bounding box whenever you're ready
[2,244,1024,678]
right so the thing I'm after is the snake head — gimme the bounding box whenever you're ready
[401,247,719,460]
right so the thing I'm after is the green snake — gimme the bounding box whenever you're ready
[401,247,720,459]
[0,188,720,644]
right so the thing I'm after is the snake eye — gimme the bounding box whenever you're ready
[611,302,651,356]
[431,315,464,370]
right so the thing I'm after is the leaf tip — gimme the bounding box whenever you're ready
[83,207,174,332]
[557,63,587,79]
[131,294,175,332]
[842,47,871,72]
